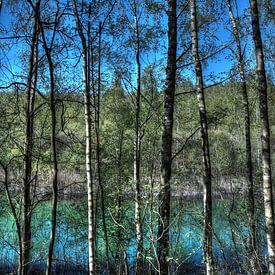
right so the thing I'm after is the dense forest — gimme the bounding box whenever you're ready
[0,0,274,274]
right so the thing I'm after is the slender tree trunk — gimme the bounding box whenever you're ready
[226,0,257,270]
[73,1,96,273]
[22,4,39,273]
[249,0,275,273]
[84,34,95,275]
[132,3,143,273]
[148,139,157,275]
[27,1,59,273]
[28,1,58,273]
[45,30,58,275]
[123,249,129,275]
[95,21,110,274]
[190,1,213,274]
[114,131,124,274]
[157,1,177,274]
[43,50,58,275]
[0,163,23,274]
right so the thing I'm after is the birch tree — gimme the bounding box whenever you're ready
[95,21,111,274]
[27,1,60,273]
[22,2,39,273]
[190,0,213,273]
[73,1,96,273]
[0,160,23,274]
[157,1,177,274]
[132,1,143,272]
[226,0,257,271]
[249,0,275,273]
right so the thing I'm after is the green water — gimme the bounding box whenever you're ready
[0,196,268,273]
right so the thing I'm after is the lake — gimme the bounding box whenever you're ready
[0,196,268,274]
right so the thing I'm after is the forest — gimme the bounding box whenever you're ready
[0,0,274,274]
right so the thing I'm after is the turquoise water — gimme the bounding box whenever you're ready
[0,197,268,273]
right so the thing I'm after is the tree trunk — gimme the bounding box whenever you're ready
[22,3,39,273]
[133,3,143,273]
[95,21,110,274]
[190,1,213,274]
[157,1,177,274]
[114,130,124,274]
[0,162,23,274]
[27,1,59,273]
[28,1,59,273]
[85,55,95,275]
[226,0,257,270]
[249,0,275,273]
[45,28,58,275]
[73,1,96,273]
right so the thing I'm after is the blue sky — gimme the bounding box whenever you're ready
[0,0,272,90]
[0,4,26,83]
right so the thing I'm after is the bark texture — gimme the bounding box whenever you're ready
[0,162,23,274]
[96,21,110,274]
[27,0,59,273]
[22,3,39,273]
[44,25,58,275]
[133,2,143,273]
[249,0,275,273]
[157,1,177,274]
[190,1,213,273]
[73,1,96,273]
[226,0,257,270]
